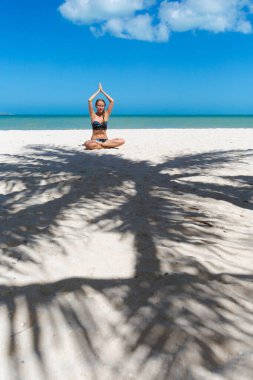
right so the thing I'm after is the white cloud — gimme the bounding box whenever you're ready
[59,0,155,23]
[59,0,253,42]
[93,14,169,42]
[160,0,253,34]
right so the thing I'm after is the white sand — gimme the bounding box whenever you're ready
[0,129,253,380]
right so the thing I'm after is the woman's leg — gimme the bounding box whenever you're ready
[101,138,125,149]
[84,140,103,150]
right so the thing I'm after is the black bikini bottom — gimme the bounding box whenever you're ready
[95,138,108,143]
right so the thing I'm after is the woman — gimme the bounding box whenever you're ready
[84,83,125,150]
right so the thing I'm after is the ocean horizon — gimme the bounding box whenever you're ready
[0,114,253,130]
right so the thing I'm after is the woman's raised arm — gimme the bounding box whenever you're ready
[88,85,100,116]
[100,84,114,115]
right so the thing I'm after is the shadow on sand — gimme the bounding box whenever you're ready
[1,145,253,379]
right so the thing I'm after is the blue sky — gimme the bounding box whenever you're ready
[1,0,253,115]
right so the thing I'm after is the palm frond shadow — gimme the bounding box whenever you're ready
[1,145,253,379]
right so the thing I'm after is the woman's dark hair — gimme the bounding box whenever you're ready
[95,99,106,107]
[95,99,106,121]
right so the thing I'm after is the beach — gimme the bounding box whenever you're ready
[1,128,253,380]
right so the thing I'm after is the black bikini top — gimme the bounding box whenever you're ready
[92,120,108,130]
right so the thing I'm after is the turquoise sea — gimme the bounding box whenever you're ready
[0,115,253,130]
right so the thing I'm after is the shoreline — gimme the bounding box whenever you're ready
[1,115,253,131]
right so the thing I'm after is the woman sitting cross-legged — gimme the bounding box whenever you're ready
[84,83,125,150]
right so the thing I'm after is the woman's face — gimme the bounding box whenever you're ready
[96,101,105,113]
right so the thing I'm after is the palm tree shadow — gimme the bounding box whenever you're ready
[1,145,253,379]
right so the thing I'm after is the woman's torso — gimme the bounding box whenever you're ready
[91,112,108,139]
